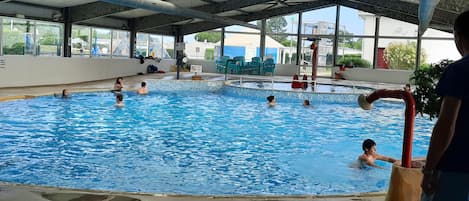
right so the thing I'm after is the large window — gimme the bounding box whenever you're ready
[2,18,34,55]
[337,37,373,68]
[224,32,260,62]
[420,39,459,65]
[72,25,90,57]
[136,33,149,57]
[111,30,130,58]
[302,6,337,35]
[36,22,62,56]
[136,33,173,59]
[162,36,174,59]
[377,39,418,70]
[184,31,220,60]
[91,28,111,57]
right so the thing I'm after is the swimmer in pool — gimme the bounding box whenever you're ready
[115,93,124,107]
[267,95,276,107]
[358,139,397,168]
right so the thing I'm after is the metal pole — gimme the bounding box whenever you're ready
[260,19,266,60]
[416,32,422,70]
[129,19,136,58]
[333,5,340,67]
[174,26,183,80]
[221,27,225,57]
[372,15,380,69]
[63,7,72,57]
[296,12,302,66]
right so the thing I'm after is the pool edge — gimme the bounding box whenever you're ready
[0,182,386,201]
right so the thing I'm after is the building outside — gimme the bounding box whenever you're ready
[360,12,460,68]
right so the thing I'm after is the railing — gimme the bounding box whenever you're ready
[225,74,363,94]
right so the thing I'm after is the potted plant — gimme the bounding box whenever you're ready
[410,59,453,120]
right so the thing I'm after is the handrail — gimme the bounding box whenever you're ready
[358,89,416,168]
[226,75,362,93]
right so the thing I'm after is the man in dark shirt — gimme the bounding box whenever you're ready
[421,10,469,200]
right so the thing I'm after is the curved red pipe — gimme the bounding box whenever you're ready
[362,89,416,168]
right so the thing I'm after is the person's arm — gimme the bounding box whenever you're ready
[376,154,397,163]
[424,96,461,171]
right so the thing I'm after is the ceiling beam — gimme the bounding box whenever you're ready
[70,2,134,23]
[0,2,60,21]
[180,0,335,35]
[135,0,274,31]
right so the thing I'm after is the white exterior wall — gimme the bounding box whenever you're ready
[0,56,175,88]
[334,67,413,84]
[361,15,460,64]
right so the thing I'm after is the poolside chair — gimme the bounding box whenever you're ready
[227,56,245,74]
[244,57,262,75]
[215,56,230,73]
[263,58,275,75]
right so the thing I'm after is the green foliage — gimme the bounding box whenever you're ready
[166,49,174,58]
[3,42,25,55]
[2,27,24,48]
[194,32,221,43]
[204,48,214,60]
[344,38,362,50]
[384,41,426,70]
[280,39,297,47]
[39,31,58,45]
[410,59,453,120]
[78,35,89,43]
[258,17,288,42]
[337,54,371,68]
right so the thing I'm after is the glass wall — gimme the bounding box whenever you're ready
[300,6,337,73]
[2,18,35,55]
[136,33,149,57]
[223,32,260,62]
[71,25,90,57]
[336,6,375,67]
[91,28,111,57]
[184,31,220,61]
[35,22,62,56]
[1,18,64,56]
[266,14,298,64]
[163,36,174,59]
[136,32,173,59]
[111,30,130,58]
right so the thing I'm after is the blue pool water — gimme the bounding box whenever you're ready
[0,88,434,195]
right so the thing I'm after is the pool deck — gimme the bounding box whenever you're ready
[0,72,404,201]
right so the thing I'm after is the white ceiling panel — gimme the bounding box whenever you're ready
[111,9,158,18]
[166,0,209,8]
[240,4,273,12]
[217,10,244,17]
[15,0,98,8]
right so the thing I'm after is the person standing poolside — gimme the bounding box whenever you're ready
[115,93,124,107]
[421,10,469,201]
[267,95,276,107]
[137,81,148,95]
[113,77,124,92]
[358,139,396,168]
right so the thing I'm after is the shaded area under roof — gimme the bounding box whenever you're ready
[0,0,468,35]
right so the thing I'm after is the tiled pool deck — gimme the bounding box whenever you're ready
[0,72,406,201]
